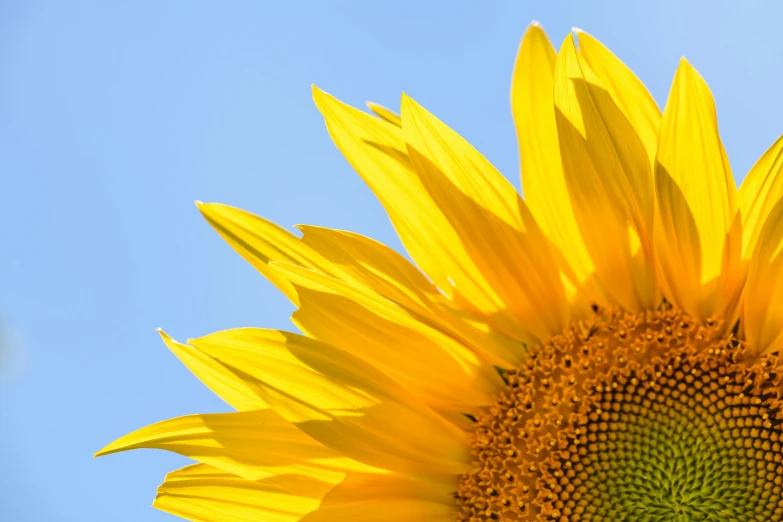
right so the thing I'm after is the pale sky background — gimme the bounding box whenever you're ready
[2,1,783,520]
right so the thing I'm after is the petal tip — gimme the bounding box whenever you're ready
[558,32,577,52]
[195,201,210,216]
[94,441,119,458]
[94,428,146,459]
[157,328,179,347]
[399,91,415,113]
[525,20,547,38]
[676,56,699,78]
[311,84,328,102]
[312,84,331,97]
[194,201,219,218]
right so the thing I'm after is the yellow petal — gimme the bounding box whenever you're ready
[154,463,330,522]
[314,87,565,342]
[553,35,657,311]
[654,58,741,321]
[432,301,530,367]
[297,225,439,316]
[190,329,380,418]
[297,225,524,366]
[401,93,569,340]
[189,326,470,475]
[744,197,783,355]
[366,101,402,127]
[270,261,501,411]
[300,473,455,522]
[96,409,376,483]
[159,329,266,411]
[574,29,661,166]
[511,23,595,288]
[312,86,462,297]
[197,202,334,305]
[739,133,783,257]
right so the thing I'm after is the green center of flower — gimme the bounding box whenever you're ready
[457,306,783,521]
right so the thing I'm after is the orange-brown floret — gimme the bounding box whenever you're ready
[457,305,783,521]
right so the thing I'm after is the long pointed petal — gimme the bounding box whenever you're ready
[401,93,569,340]
[96,409,375,482]
[574,29,661,167]
[739,133,783,257]
[189,327,470,475]
[154,463,331,522]
[366,101,402,127]
[297,225,524,366]
[553,34,658,310]
[511,24,595,288]
[654,58,742,321]
[159,329,266,411]
[270,261,502,411]
[296,225,439,316]
[197,202,334,305]
[744,197,783,355]
[314,86,567,342]
[312,86,466,298]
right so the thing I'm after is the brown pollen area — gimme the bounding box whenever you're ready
[456,305,783,521]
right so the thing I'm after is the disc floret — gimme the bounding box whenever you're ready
[457,306,783,521]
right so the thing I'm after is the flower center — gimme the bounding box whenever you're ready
[456,306,783,521]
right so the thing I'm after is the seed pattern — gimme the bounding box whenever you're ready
[456,305,783,521]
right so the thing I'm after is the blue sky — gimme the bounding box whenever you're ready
[2,1,782,520]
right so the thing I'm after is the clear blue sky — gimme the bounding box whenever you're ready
[2,1,782,520]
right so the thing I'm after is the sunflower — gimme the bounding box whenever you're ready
[97,22,783,521]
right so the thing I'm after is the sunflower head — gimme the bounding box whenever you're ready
[97,22,783,522]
